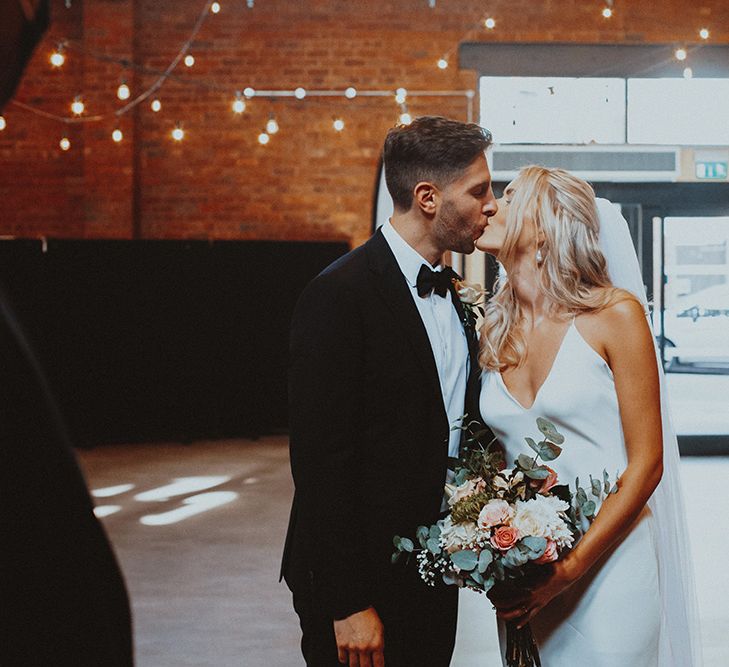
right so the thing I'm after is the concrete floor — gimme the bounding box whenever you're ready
[77,437,729,667]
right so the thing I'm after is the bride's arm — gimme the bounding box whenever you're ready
[499,296,664,628]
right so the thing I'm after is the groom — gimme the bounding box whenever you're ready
[282,116,497,666]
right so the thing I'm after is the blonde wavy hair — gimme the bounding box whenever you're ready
[480,165,629,371]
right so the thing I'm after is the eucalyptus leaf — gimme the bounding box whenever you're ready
[482,576,496,593]
[400,538,414,553]
[536,417,565,444]
[520,536,547,558]
[603,469,610,494]
[582,500,596,517]
[524,467,550,480]
[478,548,494,573]
[518,453,536,470]
[450,549,479,571]
[391,552,401,565]
[576,487,587,505]
[454,469,469,486]
[492,560,505,581]
[471,570,484,585]
[538,441,562,461]
[429,525,441,540]
[591,476,602,498]
[393,536,402,549]
[504,547,529,569]
[416,526,429,542]
[525,437,540,455]
[426,537,441,554]
[442,572,460,586]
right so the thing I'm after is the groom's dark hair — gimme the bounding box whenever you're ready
[383,115,492,211]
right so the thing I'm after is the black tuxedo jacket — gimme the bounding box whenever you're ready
[0,288,133,666]
[282,229,484,620]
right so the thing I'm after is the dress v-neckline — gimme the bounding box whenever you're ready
[497,320,574,411]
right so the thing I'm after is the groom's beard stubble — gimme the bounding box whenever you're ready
[434,198,478,255]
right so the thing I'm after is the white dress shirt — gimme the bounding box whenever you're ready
[380,220,469,461]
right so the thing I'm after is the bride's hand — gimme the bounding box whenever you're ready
[493,560,581,629]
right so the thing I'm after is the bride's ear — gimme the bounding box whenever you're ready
[413,181,438,216]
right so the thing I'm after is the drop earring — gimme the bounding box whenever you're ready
[536,247,544,264]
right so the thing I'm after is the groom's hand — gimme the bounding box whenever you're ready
[333,606,385,667]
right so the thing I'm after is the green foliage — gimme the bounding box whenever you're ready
[478,548,494,573]
[450,491,492,524]
[450,549,479,572]
[537,417,565,444]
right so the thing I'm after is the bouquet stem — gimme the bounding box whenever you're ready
[505,621,541,667]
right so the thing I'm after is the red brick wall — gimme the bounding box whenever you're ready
[1,0,727,247]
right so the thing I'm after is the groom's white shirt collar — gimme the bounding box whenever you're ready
[380,219,443,289]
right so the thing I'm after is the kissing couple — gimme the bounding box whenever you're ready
[281,116,700,667]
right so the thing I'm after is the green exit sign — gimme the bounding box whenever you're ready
[695,161,728,180]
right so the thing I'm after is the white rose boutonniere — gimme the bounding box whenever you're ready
[453,279,487,324]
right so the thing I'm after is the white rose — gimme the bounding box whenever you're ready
[513,496,572,542]
[455,280,485,305]
[477,499,514,530]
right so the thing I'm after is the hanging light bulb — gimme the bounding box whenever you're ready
[266,115,279,134]
[699,28,709,40]
[399,112,413,125]
[71,96,85,115]
[683,67,693,79]
[345,86,357,99]
[60,136,71,151]
[602,6,612,18]
[395,88,407,104]
[232,92,246,114]
[112,128,123,142]
[211,2,221,13]
[484,17,496,29]
[437,58,448,70]
[294,87,306,99]
[50,46,66,67]
[675,48,687,61]
[333,118,345,132]
[151,98,162,112]
[117,81,131,101]
[172,124,185,141]
[184,54,195,67]
[258,132,270,145]
[0,116,5,131]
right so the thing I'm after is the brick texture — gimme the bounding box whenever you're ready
[1,0,727,247]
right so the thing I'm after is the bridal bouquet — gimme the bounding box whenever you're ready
[392,417,618,667]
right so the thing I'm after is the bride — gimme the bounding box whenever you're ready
[474,165,701,666]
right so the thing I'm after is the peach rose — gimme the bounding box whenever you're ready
[490,525,520,552]
[478,499,513,530]
[538,467,559,495]
[534,539,559,564]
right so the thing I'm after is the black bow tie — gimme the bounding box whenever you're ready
[416,264,455,298]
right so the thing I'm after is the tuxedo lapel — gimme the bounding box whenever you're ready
[366,230,446,420]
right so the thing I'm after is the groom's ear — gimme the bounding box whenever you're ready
[413,181,438,216]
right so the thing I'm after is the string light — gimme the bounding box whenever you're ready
[258,132,270,145]
[232,92,246,113]
[294,87,307,99]
[172,124,185,141]
[211,2,221,13]
[675,48,687,61]
[243,87,255,98]
[437,58,448,69]
[112,128,123,142]
[333,118,345,132]
[50,46,66,67]
[484,17,496,29]
[602,6,613,18]
[151,98,162,112]
[395,88,407,104]
[184,54,195,67]
[0,116,6,131]
[683,67,693,79]
[345,87,357,99]
[699,28,709,40]
[71,96,85,115]
[266,115,279,134]
[399,112,413,125]
[117,81,131,101]
[60,136,71,151]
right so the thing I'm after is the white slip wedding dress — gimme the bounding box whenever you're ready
[480,318,661,666]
